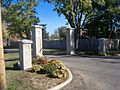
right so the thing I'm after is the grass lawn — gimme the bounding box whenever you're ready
[4,49,67,90]
[5,53,35,90]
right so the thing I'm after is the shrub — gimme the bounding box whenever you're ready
[85,51,98,55]
[32,65,43,73]
[32,56,48,66]
[78,52,85,55]
[51,69,67,78]
[42,59,67,78]
[41,63,56,74]
[97,53,107,56]
[32,58,67,78]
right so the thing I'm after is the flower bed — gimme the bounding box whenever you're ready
[32,56,67,78]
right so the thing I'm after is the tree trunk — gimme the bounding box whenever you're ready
[0,3,6,90]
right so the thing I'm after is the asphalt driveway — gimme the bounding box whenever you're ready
[48,55,120,90]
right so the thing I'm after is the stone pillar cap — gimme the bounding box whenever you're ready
[67,28,75,30]
[32,25,43,28]
[18,39,33,44]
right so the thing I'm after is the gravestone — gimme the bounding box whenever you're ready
[19,40,32,70]
[66,28,75,55]
[32,25,43,57]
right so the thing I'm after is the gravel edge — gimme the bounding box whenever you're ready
[48,67,73,90]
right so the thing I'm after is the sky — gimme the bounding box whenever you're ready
[36,2,69,35]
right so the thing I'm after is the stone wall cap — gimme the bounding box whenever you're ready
[18,39,33,44]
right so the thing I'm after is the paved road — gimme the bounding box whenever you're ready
[48,55,120,90]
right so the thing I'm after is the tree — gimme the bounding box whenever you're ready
[45,0,92,35]
[86,0,120,38]
[49,26,67,40]
[42,29,49,40]
[49,30,59,40]
[0,2,6,89]
[2,0,40,39]
[40,24,49,40]
[58,26,67,39]
[2,23,9,42]
[44,0,105,48]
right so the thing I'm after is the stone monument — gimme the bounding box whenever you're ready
[32,25,43,57]
[66,28,75,55]
[19,39,32,70]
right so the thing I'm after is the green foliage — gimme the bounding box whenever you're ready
[32,57,67,78]
[42,59,67,78]
[2,0,40,39]
[48,59,65,70]
[49,30,59,40]
[86,0,120,38]
[2,27,9,42]
[44,0,97,35]
[49,26,67,40]
[45,0,120,39]
[58,26,67,39]
[97,53,107,56]
[51,69,66,78]
[78,52,86,56]
[44,0,106,49]
[42,62,57,74]
[32,65,43,72]
[40,24,49,40]
[42,28,49,40]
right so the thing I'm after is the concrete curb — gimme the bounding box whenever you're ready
[48,67,73,90]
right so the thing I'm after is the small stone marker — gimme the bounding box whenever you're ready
[19,39,32,70]
[66,28,75,55]
[32,25,43,57]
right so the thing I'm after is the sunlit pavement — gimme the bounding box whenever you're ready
[48,55,120,90]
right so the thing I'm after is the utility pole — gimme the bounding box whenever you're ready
[0,2,6,90]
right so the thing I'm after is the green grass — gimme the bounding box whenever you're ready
[4,49,67,90]
[4,53,37,90]
[5,53,21,90]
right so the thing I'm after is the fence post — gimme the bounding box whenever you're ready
[32,25,43,57]
[66,28,75,55]
[19,40,32,70]
[98,38,107,55]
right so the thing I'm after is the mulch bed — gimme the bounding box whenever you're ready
[16,70,68,90]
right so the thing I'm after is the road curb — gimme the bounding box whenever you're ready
[48,67,73,90]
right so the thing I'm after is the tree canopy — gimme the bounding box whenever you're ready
[86,0,120,38]
[49,26,67,40]
[45,0,105,37]
[45,0,120,39]
[2,0,40,39]
[58,26,67,39]
[40,24,49,40]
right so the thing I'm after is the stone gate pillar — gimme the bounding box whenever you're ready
[98,38,107,55]
[66,28,75,55]
[32,25,43,57]
[19,40,32,70]
[115,39,119,50]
